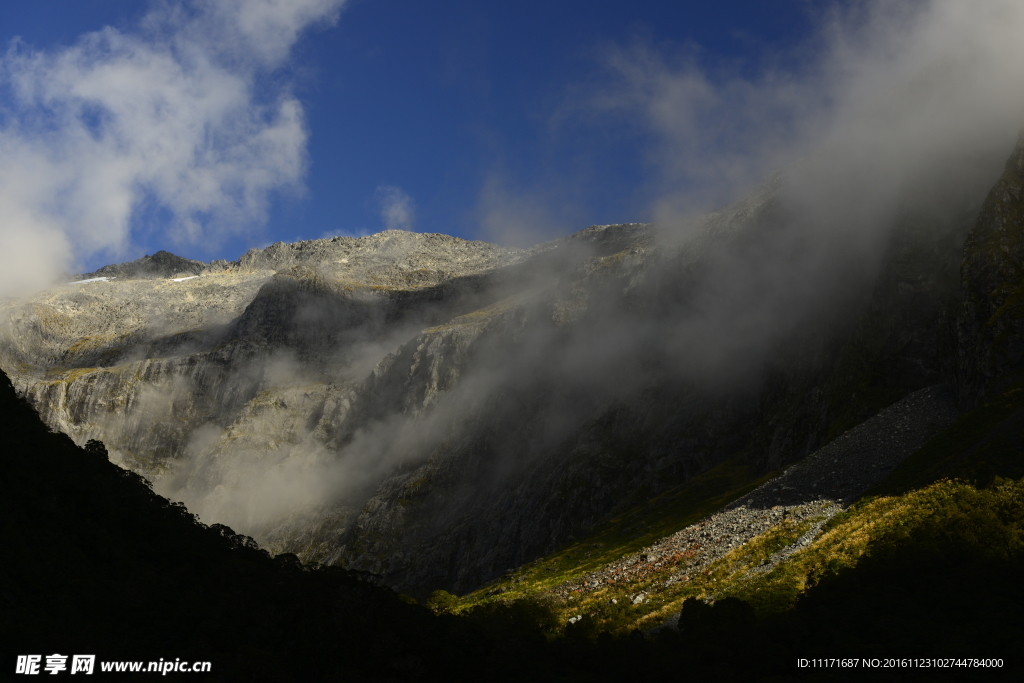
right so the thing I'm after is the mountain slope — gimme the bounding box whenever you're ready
[5,357,1022,682]
[0,366,441,680]
[0,135,1008,597]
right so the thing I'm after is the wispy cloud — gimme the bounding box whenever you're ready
[473,0,1024,251]
[475,174,583,248]
[0,0,345,296]
[585,0,1024,224]
[376,184,416,232]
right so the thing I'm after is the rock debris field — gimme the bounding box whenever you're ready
[552,386,961,608]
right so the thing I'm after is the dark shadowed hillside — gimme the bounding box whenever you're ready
[0,367,448,680]
[3,365,1023,681]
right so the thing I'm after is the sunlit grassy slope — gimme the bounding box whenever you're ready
[444,457,777,610]
[438,384,1024,638]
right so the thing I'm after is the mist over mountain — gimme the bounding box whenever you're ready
[5,2,1024,680]
[4,130,1022,599]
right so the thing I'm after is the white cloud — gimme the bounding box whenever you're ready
[0,0,345,296]
[475,174,581,248]
[588,0,1024,224]
[538,0,1024,392]
[376,185,416,232]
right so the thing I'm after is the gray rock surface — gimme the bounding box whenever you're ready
[0,231,524,472]
[82,250,207,280]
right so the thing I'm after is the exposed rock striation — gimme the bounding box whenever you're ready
[0,232,524,478]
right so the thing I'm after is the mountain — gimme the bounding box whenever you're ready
[0,364,437,680]
[3,135,1024,682]
[3,346,1021,680]
[2,134,1023,605]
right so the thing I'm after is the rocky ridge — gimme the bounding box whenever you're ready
[0,231,525,473]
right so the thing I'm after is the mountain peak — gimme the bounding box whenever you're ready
[81,250,207,281]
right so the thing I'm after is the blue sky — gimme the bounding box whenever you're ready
[3,0,1024,293]
[0,1,816,275]
[286,0,814,243]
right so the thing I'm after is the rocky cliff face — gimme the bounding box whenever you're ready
[957,131,1024,407]
[0,232,521,472]
[0,143,1003,595]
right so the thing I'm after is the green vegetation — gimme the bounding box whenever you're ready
[423,294,522,333]
[9,237,1024,680]
[6,362,1023,681]
[960,157,1024,399]
[452,457,777,613]
[972,166,1024,327]
[426,383,1024,681]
